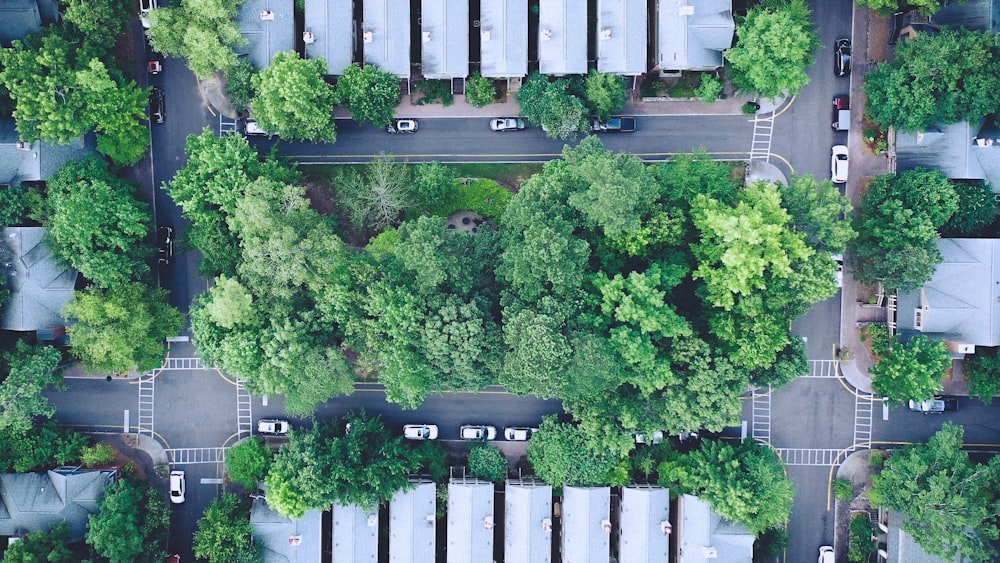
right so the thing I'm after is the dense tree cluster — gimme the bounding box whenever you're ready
[87,477,171,563]
[517,72,627,139]
[194,493,257,563]
[251,53,337,143]
[145,0,246,79]
[856,0,948,17]
[870,335,951,404]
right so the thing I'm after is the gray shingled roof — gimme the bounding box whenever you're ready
[0,469,114,542]
[421,0,469,80]
[332,503,379,563]
[0,227,78,332]
[897,238,1000,348]
[657,0,734,72]
[538,0,588,76]
[0,119,39,187]
[479,0,528,78]
[618,485,669,563]
[363,0,411,78]
[0,0,41,46]
[561,486,610,563]
[236,0,295,69]
[304,0,353,75]
[896,119,1000,192]
[930,0,999,33]
[676,494,753,563]
[389,480,435,563]
[446,478,493,563]
[505,479,552,563]
[597,0,647,75]
[887,510,970,563]
[250,497,323,563]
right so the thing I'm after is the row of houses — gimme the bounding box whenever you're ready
[254,476,755,563]
[239,0,736,80]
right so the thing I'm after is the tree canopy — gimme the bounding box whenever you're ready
[585,70,627,122]
[2,522,74,563]
[856,0,950,17]
[87,478,170,563]
[194,493,256,563]
[145,0,246,79]
[334,63,402,128]
[251,52,337,143]
[871,335,951,404]
[0,342,64,435]
[527,416,630,487]
[516,74,589,140]
[224,436,272,488]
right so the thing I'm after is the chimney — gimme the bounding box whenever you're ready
[259,9,274,20]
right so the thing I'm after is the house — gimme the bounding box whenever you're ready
[421,0,469,81]
[561,485,611,563]
[656,0,735,73]
[505,478,552,563]
[0,227,78,333]
[250,496,323,563]
[446,477,494,563]
[0,468,116,542]
[332,502,378,563]
[896,238,1000,357]
[0,0,59,46]
[597,0,647,76]
[675,494,754,563]
[930,0,1000,33]
[303,0,353,75]
[881,509,971,562]
[479,0,528,80]
[0,118,92,189]
[538,0,588,76]
[389,479,436,563]
[236,0,294,69]
[617,485,670,563]
[363,0,411,78]
[894,119,1000,192]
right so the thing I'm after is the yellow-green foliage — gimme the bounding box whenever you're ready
[430,179,512,220]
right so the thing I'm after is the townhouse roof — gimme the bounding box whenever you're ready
[237,0,295,69]
[538,0,588,75]
[303,0,353,74]
[479,0,528,78]
[363,0,412,77]
[597,0,647,75]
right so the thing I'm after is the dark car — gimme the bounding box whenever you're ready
[591,116,636,133]
[149,87,165,124]
[156,225,173,264]
[834,38,851,77]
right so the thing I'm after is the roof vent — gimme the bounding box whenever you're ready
[14,141,28,151]
[914,309,924,330]
[701,546,718,558]
[601,519,612,533]
[422,31,432,43]
[287,535,301,546]
[600,28,612,40]
[481,29,491,41]
[541,517,552,532]
[541,29,553,41]
[302,31,314,44]
[660,520,672,535]
[363,30,373,43]
[679,6,695,16]
[425,514,435,525]
[367,514,377,527]
[259,9,274,20]
[483,516,495,530]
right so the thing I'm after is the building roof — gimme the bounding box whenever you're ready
[0,469,114,542]
[304,0,353,75]
[538,0,588,76]
[250,497,323,563]
[618,485,670,563]
[447,478,494,563]
[0,227,78,332]
[897,238,1000,347]
[597,0,647,75]
[332,503,379,563]
[896,119,1000,191]
[657,0,735,72]
[0,119,91,189]
[0,0,41,46]
[930,0,1000,33]
[676,494,754,563]
[236,0,295,69]
[421,0,469,80]
[505,479,552,563]
[886,509,970,563]
[479,0,528,78]
[363,0,411,77]
[561,486,610,563]
[389,480,436,563]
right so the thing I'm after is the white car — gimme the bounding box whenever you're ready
[169,471,185,504]
[460,425,497,440]
[245,119,277,138]
[386,119,418,133]
[634,431,664,445]
[490,117,526,131]
[138,0,156,28]
[504,426,537,441]
[831,254,844,288]
[403,424,438,440]
[831,145,849,184]
[818,546,834,563]
[257,419,289,435]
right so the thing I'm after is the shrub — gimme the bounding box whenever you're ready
[695,73,724,103]
[869,449,886,468]
[861,323,893,357]
[430,179,512,220]
[834,478,853,500]
[224,437,272,489]
[742,101,760,115]
[415,80,454,106]
[964,347,1000,405]
[848,513,876,562]
[467,444,508,483]
[225,60,256,115]
[465,73,496,108]
[82,443,117,467]
[863,128,879,144]
[411,440,449,482]
[0,187,27,226]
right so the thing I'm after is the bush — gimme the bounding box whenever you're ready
[834,478,853,500]
[224,437,272,489]
[861,323,893,357]
[415,80,454,106]
[869,449,886,468]
[225,60,256,115]
[82,443,117,467]
[753,527,789,561]
[849,513,876,562]
[465,73,496,108]
[964,347,1000,405]
[0,187,27,226]
[863,128,879,144]
[0,422,87,472]
[467,444,508,483]
[695,73,724,103]
[411,440,449,482]
[429,179,512,220]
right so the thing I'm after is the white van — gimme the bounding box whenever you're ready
[245,119,276,138]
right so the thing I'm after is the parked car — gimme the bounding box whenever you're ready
[490,117,527,131]
[460,425,497,440]
[156,226,173,265]
[818,546,834,563]
[169,471,185,504]
[831,145,849,184]
[139,0,156,28]
[257,419,289,435]
[149,88,165,124]
[403,424,438,440]
[832,253,844,288]
[634,431,664,445]
[832,95,850,131]
[504,426,537,441]
[386,119,418,133]
[147,60,162,74]
[245,119,276,138]
[834,38,851,77]
[591,116,636,133]
[908,396,958,414]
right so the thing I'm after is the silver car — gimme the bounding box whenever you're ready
[503,426,537,441]
[460,425,497,440]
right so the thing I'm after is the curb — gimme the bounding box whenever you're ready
[136,433,170,467]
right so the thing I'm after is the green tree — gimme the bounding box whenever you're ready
[0,421,87,473]
[0,186,27,226]
[584,70,627,122]
[2,521,74,563]
[0,342,64,435]
[265,413,418,518]
[942,181,996,237]
[77,59,151,165]
[857,0,951,17]
[778,174,855,252]
[251,52,337,143]
[335,154,412,233]
[45,156,152,287]
[194,493,254,563]
[870,335,950,404]
[467,444,508,483]
[87,478,170,563]
[204,275,255,329]
[145,0,245,79]
[659,439,795,534]
[516,73,589,140]
[526,415,630,487]
[864,29,1000,132]
[224,436,273,488]
[694,73,724,103]
[724,0,821,98]
[81,443,116,467]
[411,161,458,214]
[226,59,256,114]
[958,348,1000,405]
[465,72,496,107]
[64,283,184,374]
[869,423,1000,561]
[61,0,132,50]
[334,63,402,128]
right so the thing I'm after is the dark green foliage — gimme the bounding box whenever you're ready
[411,440,449,482]
[334,63,402,128]
[849,514,876,562]
[857,0,949,17]
[467,444,508,483]
[527,416,630,487]
[251,53,337,143]
[964,347,1000,405]
[942,181,996,237]
[833,478,853,500]
[870,335,950,405]
[516,73,588,139]
[753,527,789,562]
[87,478,170,563]
[415,80,454,106]
[410,161,459,216]
[225,59,256,114]
[194,493,254,563]
[2,521,74,562]
[0,187,27,226]
[144,0,244,79]
[224,436,273,488]
[0,422,88,473]
[749,337,809,387]
[0,341,64,435]
[465,73,496,108]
